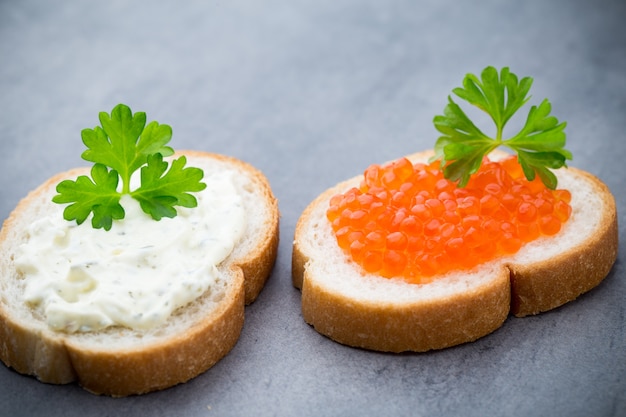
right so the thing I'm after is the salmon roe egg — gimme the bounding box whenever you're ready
[326,155,572,284]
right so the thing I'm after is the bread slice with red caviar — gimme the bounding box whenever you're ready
[0,150,279,396]
[292,150,617,352]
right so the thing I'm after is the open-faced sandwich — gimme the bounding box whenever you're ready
[292,66,618,352]
[0,104,279,396]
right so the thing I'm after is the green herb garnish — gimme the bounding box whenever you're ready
[432,66,572,189]
[53,104,206,230]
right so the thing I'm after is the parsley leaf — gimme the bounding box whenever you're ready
[81,104,174,193]
[52,164,124,230]
[432,66,572,189]
[53,104,206,230]
[132,154,206,220]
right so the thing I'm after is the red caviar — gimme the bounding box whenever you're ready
[326,155,572,284]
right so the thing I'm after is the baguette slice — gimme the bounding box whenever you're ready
[292,150,618,352]
[0,150,279,396]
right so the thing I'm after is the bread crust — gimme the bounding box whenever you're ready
[508,169,618,316]
[292,151,618,352]
[0,151,279,396]
[300,266,510,352]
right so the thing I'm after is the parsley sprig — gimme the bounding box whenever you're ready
[53,104,206,230]
[432,66,572,189]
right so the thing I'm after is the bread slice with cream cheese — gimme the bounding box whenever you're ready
[292,150,617,352]
[0,150,279,396]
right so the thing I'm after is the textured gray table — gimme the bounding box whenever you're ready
[1,1,624,416]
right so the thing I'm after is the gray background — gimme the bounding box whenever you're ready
[1,1,625,416]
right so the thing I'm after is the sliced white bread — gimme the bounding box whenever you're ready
[292,150,617,352]
[0,151,279,396]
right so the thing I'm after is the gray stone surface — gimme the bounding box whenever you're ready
[0,0,624,416]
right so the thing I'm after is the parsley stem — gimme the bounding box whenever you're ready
[496,123,503,143]
[121,175,131,194]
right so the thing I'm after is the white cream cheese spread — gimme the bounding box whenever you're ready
[15,170,246,333]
